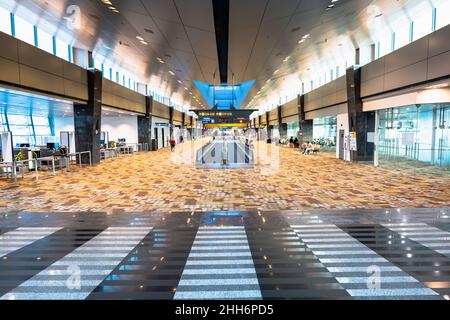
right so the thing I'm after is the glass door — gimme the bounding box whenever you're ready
[377,103,449,176]
[434,104,450,170]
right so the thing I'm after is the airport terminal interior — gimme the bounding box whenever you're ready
[0,0,450,301]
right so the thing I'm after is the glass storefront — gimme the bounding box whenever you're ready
[0,113,56,147]
[313,116,337,150]
[271,125,280,141]
[377,103,450,173]
[287,122,299,140]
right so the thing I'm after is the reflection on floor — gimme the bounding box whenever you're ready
[1,142,450,213]
[0,209,450,300]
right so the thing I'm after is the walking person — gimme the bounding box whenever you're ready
[221,147,228,165]
[169,137,176,152]
[245,139,250,164]
[289,137,295,148]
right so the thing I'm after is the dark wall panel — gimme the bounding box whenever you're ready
[74,69,102,165]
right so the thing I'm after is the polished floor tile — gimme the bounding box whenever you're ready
[175,216,262,300]
[0,209,449,300]
[291,224,439,300]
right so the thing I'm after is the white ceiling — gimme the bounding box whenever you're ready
[3,0,440,111]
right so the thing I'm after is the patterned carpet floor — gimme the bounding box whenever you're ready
[1,141,450,213]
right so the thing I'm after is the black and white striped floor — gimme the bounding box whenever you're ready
[0,209,450,300]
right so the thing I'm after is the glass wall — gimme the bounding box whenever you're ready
[1,113,55,147]
[38,28,54,54]
[313,116,337,150]
[287,122,299,140]
[0,7,73,63]
[55,37,70,61]
[13,14,35,46]
[410,1,433,41]
[32,115,54,146]
[377,104,450,173]
[7,114,34,146]
[436,0,450,29]
[0,6,11,35]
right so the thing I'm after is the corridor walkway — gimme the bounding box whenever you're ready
[1,142,450,213]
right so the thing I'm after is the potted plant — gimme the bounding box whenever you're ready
[14,151,25,175]
[15,151,24,162]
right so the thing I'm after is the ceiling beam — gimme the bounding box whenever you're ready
[212,0,230,84]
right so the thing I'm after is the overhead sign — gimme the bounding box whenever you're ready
[204,123,248,128]
[198,111,233,117]
[191,109,257,125]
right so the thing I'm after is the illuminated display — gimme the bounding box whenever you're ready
[192,110,257,126]
[198,112,233,117]
[203,123,248,128]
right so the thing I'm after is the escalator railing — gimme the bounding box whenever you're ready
[196,138,254,168]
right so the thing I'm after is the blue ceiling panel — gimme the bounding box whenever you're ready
[194,80,255,110]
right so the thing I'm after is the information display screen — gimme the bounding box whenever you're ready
[192,110,257,125]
